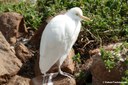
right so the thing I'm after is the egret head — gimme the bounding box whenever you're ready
[66,7,91,21]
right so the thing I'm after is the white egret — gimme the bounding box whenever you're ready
[39,7,91,85]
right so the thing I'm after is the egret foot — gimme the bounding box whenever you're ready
[42,73,59,85]
[42,74,48,85]
[48,73,54,85]
[51,72,58,78]
[59,69,74,79]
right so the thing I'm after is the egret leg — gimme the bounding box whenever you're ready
[58,66,74,79]
[47,73,53,85]
[42,73,58,85]
[51,72,58,78]
[42,74,47,85]
[58,55,74,79]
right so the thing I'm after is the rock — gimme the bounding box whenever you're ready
[34,49,75,76]
[30,74,76,85]
[0,12,27,45]
[90,43,127,85]
[0,32,22,84]
[7,75,30,85]
[91,54,123,85]
[15,42,32,63]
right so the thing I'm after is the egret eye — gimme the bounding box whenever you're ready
[76,13,79,16]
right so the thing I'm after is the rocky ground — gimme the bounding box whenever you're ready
[0,12,127,85]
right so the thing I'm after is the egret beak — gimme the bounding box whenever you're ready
[79,15,91,21]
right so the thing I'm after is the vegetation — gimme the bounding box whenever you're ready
[72,53,81,64]
[100,42,128,72]
[82,0,128,44]
[100,42,128,84]
[0,0,127,42]
[121,70,128,85]
[0,1,42,29]
[100,48,116,72]
[37,0,128,45]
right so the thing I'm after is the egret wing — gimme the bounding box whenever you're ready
[39,15,67,74]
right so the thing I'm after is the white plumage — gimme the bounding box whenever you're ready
[39,7,91,84]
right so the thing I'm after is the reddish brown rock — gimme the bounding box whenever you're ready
[0,32,22,84]
[0,12,27,45]
[34,49,75,76]
[90,43,127,85]
[7,75,30,85]
[91,54,123,85]
[15,42,32,63]
[30,74,76,85]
